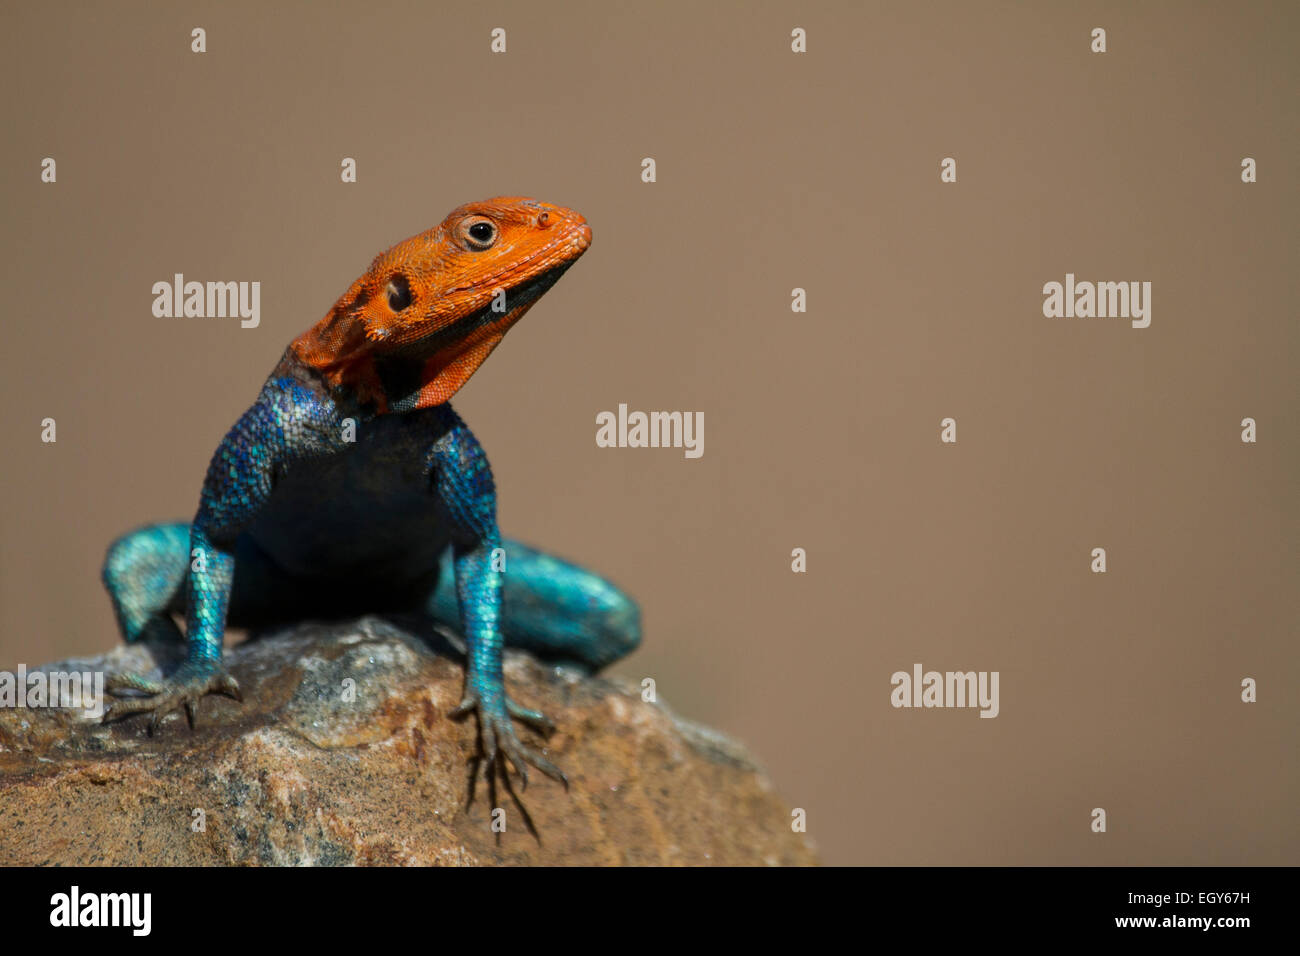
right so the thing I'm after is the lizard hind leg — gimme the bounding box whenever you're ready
[101,522,191,644]
[429,538,642,673]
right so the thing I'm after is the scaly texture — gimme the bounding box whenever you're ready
[100,197,640,788]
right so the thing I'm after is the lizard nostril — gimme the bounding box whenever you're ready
[537,211,550,227]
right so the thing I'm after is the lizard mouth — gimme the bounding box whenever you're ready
[372,229,588,412]
[432,257,577,353]
[490,257,577,316]
[452,220,592,298]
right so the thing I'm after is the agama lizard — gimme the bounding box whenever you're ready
[101,197,640,787]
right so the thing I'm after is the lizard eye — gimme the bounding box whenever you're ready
[465,220,496,249]
[386,275,412,312]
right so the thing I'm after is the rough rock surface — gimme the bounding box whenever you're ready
[0,619,816,865]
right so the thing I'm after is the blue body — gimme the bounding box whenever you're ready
[102,372,639,781]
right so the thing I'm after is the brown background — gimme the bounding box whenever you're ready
[1,1,1295,865]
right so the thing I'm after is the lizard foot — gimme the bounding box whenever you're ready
[451,692,567,792]
[103,660,242,733]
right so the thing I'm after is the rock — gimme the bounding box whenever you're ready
[0,619,816,866]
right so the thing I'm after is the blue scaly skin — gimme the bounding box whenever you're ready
[101,198,640,788]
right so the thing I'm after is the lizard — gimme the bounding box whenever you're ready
[100,196,640,788]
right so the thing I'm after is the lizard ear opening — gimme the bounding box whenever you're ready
[386,275,412,312]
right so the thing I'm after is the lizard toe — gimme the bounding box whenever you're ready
[103,661,239,732]
[104,671,163,696]
[450,689,568,792]
[506,698,555,734]
[215,672,242,701]
[490,716,567,790]
[450,694,478,721]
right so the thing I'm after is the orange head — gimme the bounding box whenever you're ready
[291,197,591,412]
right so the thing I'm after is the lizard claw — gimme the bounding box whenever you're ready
[104,660,241,733]
[451,692,567,792]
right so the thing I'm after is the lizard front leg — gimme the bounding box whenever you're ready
[429,410,567,790]
[104,382,313,730]
[103,524,243,730]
